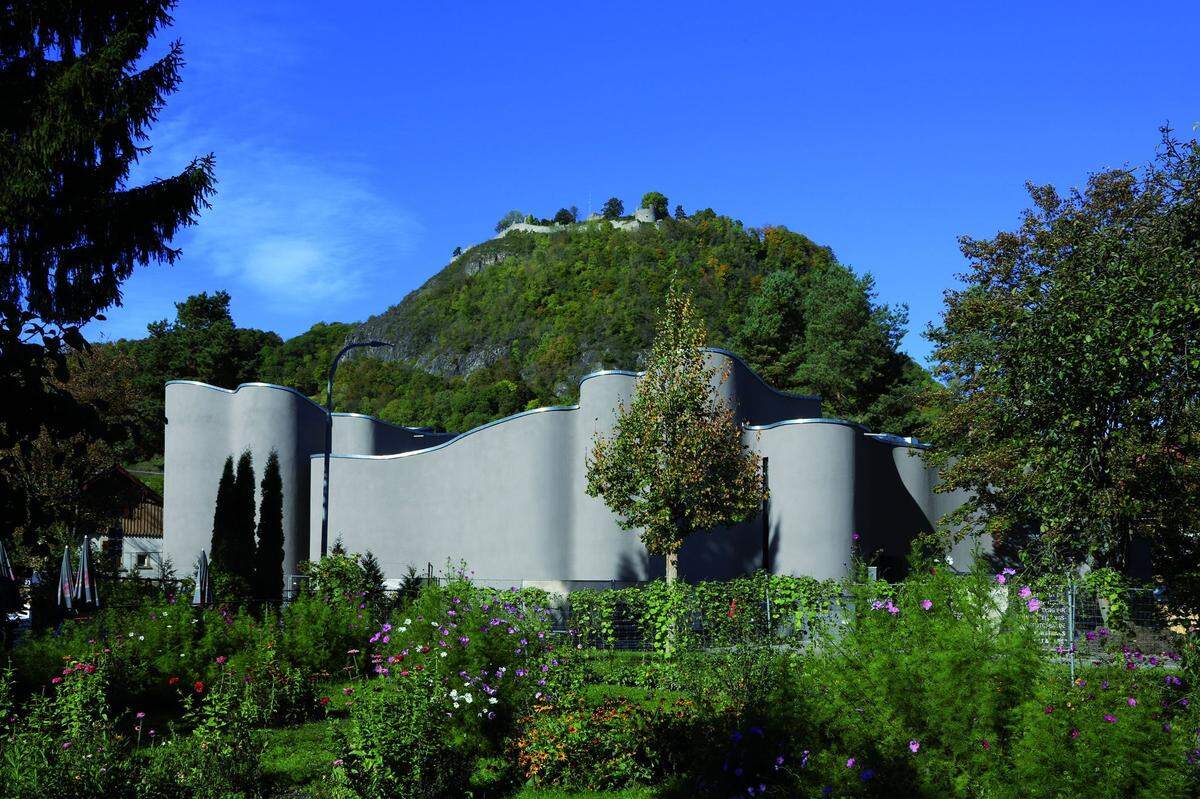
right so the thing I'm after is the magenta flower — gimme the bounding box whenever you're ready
[215,656,226,665]
[135,711,146,719]
[1019,586,1032,599]
[996,573,1007,585]
[920,599,933,611]
[1104,714,1117,723]
[909,739,920,753]
[1026,597,1041,612]
[1127,697,1137,707]
[1070,728,1080,739]
[846,758,856,768]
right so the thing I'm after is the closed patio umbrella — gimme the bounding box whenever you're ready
[192,550,211,606]
[0,539,17,614]
[73,537,100,610]
[56,547,74,610]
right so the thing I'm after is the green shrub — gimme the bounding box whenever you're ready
[515,696,722,790]
[328,676,462,799]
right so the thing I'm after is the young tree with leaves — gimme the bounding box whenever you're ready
[586,286,764,582]
[254,450,284,602]
[0,1,214,577]
[924,128,1200,601]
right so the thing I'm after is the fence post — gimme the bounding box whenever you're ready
[1066,579,1076,683]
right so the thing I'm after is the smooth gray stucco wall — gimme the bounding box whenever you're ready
[163,350,980,588]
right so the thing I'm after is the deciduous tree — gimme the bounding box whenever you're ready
[586,286,763,582]
[601,197,624,219]
[924,128,1200,599]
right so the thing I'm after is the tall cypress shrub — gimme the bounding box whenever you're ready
[229,451,257,592]
[209,456,236,574]
[254,451,285,602]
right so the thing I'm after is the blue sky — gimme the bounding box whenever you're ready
[94,0,1199,364]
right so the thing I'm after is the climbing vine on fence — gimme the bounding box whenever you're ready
[567,573,840,657]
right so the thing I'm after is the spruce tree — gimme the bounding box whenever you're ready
[229,450,257,593]
[1,2,214,573]
[209,456,236,575]
[254,451,285,602]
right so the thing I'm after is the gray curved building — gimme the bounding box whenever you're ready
[162,349,981,590]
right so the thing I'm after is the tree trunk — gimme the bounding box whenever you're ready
[666,551,679,584]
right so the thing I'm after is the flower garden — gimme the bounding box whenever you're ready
[3,553,1199,799]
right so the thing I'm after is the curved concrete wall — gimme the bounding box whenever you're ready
[163,351,980,588]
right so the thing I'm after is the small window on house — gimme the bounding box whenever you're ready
[135,553,152,571]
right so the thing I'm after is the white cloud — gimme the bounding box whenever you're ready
[187,147,422,313]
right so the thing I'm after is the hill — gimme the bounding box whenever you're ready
[107,204,935,465]
[322,206,933,435]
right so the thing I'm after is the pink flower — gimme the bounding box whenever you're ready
[909,740,920,753]
[846,758,856,768]
[920,599,933,611]
[51,677,62,684]
[215,656,226,665]
[996,574,1007,585]
[1070,728,1080,739]
[1127,697,1137,707]
[135,711,145,719]
[1026,597,1041,612]
[1019,586,1032,599]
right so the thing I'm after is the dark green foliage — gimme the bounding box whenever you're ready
[674,204,687,220]
[452,245,463,257]
[553,207,577,225]
[639,191,669,219]
[924,128,1200,593]
[257,319,354,396]
[0,1,213,563]
[228,451,257,591]
[115,292,281,458]
[253,451,284,602]
[601,197,625,219]
[208,456,235,580]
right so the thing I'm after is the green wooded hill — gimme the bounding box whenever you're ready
[324,207,933,435]
[110,206,935,464]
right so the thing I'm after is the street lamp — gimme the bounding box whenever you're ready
[320,340,392,558]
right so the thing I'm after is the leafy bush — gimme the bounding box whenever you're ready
[516,696,720,789]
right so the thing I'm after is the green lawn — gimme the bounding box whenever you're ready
[258,718,344,791]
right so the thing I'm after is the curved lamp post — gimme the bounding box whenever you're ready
[321,340,392,558]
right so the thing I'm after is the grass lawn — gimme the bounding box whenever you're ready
[258,718,344,792]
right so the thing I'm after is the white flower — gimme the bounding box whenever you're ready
[463,693,473,704]
[488,697,498,705]
[138,635,144,641]
[439,651,447,658]
[404,619,412,625]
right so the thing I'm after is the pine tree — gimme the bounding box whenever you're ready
[254,451,285,602]
[209,456,236,574]
[586,286,764,582]
[0,1,214,574]
[229,451,257,592]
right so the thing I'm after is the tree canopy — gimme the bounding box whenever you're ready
[924,128,1200,598]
